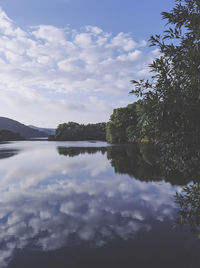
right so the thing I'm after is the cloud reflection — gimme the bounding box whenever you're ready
[0,141,181,267]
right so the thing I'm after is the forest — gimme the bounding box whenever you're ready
[49,122,106,141]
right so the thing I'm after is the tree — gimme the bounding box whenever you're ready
[106,103,138,143]
[50,122,106,141]
[130,0,200,174]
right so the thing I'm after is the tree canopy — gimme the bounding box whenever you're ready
[130,0,200,174]
[49,122,106,141]
[106,102,138,143]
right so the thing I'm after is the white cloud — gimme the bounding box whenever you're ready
[31,25,67,43]
[0,8,155,127]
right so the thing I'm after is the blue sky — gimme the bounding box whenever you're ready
[0,0,175,38]
[0,0,175,127]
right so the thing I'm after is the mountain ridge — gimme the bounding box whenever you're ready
[0,117,47,139]
[28,125,56,135]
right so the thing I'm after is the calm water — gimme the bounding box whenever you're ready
[0,141,199,268]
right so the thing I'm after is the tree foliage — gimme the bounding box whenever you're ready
[49,122,106,141]
[0,130,25,141]
[106,102,138,143]
[130,0,200,174]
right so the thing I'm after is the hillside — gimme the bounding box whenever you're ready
[28,125,56,135]
[0,117,47,139]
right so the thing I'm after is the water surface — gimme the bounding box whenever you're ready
[0,141,199,268]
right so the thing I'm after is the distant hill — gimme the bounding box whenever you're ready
[28,125,56,135]
[0,117,47,139]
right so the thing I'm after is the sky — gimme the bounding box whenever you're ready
[0,0,175,128]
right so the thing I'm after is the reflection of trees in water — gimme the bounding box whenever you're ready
[107,143,161,182]
[0,149,19,159]
[57,147,107,157]
[107,143,194,186]
[57,144,200,239]
[175,183,200,235]
[57,144,161,182]
[57,143,199,186]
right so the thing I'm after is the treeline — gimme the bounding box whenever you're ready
[49,122,106,141]
[50,102,140,143]
[0,130,25,141]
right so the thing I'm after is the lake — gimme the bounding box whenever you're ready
[0,140,200,268]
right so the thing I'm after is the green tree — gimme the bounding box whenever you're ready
[130,0,200,174]
[106,103,138,143]
[50,122,106,141]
